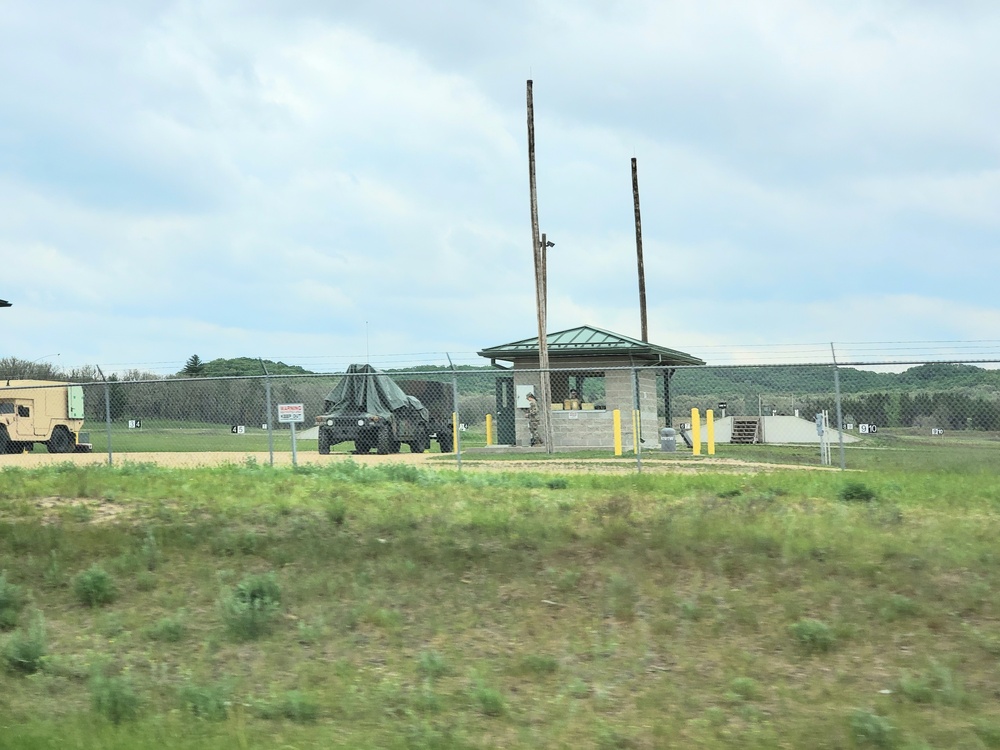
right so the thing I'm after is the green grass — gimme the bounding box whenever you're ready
[0,461,999,748]
[26,418,483,454]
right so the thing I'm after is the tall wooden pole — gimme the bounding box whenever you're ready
[632,157,648,342]
[527,80,553,452]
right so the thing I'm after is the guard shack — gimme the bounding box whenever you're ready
[478,326,704,449]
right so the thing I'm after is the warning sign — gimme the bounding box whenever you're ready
[278,403,304,423]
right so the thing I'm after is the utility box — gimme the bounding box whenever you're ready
[515,384,535,409]
[660,427,677,452]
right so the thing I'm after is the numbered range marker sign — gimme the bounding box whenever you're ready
[231,425,246,435]
[128,419,141,429]
[859,424,878,434]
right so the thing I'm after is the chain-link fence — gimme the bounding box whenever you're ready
[2,361,999,472]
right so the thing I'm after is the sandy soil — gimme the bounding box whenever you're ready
[0,450,834,474]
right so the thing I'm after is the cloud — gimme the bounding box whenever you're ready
[2,1,999,372]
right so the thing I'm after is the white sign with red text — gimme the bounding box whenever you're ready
[278,403,305,423]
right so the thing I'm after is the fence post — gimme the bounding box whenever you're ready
[831,344,846,471]
[632,367,642,473]
[448,355,461,470]
[706,409,716,455]
[96,366,113,467]
[260,359,274,468]
[691,408,701,456]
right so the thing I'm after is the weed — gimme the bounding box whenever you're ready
[254,690,318,722]
[679,599,704,621]
[877,593,920,621]
[2,612,46,674]
[596,721,637,749]
[608,575,638,621]
[219,572,281,640]
[567,678,590,698]
[325,499,347,526]
[417,650,449,679]
[295,618,325,645]
[179,680,231,720]
[726,677,759,703]
[365,607,403,630]
[515,654,559,676]
[471,683,505,717]
[91,674,141,724]
[898,662,967,706]
[789,618,835,653]
[974,720,1000,748]
[0,572,26,629]
[73,564,118,607]
[549,568,581,592]
[140,529,161,571]
[146,614,185,642]
[848,709,896,748]
[839,481,877,502]
[546,478,568,490]
[42,551,64,589]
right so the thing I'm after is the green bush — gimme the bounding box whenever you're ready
[0,572,26,629]
[91,674,141,724]
[73,565,118,607]
[179,680,231,720]
[219,572,281,640]
[472,683,505,717]
[849,709,896,748]
[2,613,46,674]
[839,481,877,502]
[790,618,835,654]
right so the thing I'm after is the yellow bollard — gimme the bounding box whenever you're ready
[485,414,493,446]
[613,409,622,456]
[706,409,715,456]
[691,408,701,455]
[632,409,640,454]
[452,412,458,454]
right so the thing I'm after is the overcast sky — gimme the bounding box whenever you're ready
[3,1,999,375]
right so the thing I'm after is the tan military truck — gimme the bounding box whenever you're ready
[0,380,92,454]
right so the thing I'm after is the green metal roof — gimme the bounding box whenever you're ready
[478,325,705,365]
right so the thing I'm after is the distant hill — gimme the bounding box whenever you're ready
[185,358,314,378]
[673,362,1000,397]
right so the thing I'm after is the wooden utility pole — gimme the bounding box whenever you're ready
[632,157,648,342]
[526,79,553,452]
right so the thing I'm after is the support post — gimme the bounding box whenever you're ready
[613,409,622,456]
[632,158,648,342]
[831,344,846,471]
[527,80,553,453]
[261,358,274,468]
[97,365,113,467]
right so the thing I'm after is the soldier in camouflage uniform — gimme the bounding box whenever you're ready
[525,391,542,446]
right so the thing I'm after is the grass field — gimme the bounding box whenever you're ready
[1,457,999,748]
